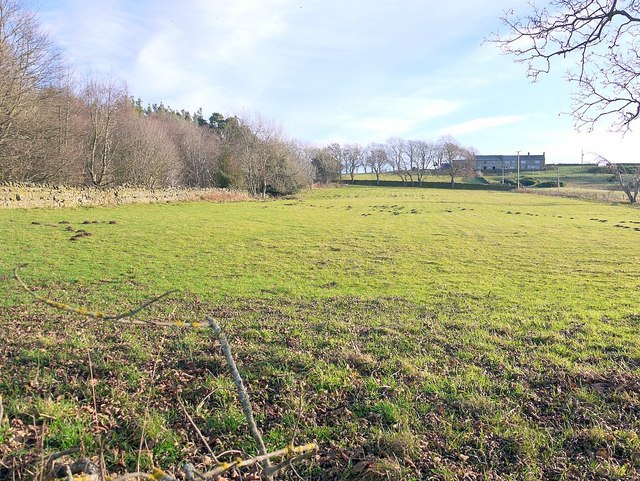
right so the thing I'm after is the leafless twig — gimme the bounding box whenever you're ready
[264,451,315,479]
[290,382,305,446]
[176,396,219,463]
[206,316,270,471]
[137,353,162,473]
[86,350,107,481]
[201,443,318,479]
[44,447,80,468]
[111,473,155,481]
[14,265,177,323]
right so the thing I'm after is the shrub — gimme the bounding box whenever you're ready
[519,177,538,187]
[536,181,565,188]
[583,165,609,174]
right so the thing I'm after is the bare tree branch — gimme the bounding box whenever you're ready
[490,0,640,132]
[44,447,80,468]
[111,473,156,481]
[205,315,270,475]
[14,265,181,325]
[201,443,318,479]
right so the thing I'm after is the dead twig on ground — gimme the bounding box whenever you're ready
[111,472,155,481]
[14,265,178,324]
[43,447,80,470]
[87,350,107,481]
[137,352,163,474]
[201,443,318,479]
[176,397,219,464]
[205,316,270,476]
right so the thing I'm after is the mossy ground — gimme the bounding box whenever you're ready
[1,186,639,480]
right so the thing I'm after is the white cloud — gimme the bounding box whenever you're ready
[39,0,141,73]
[440,115,528,136]
[293,96,464,144]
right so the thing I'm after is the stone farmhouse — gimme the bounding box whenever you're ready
[476,153,546,172]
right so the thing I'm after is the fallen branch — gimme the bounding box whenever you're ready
[206,315,270,475]
[44,447,80,469]
[113,467,177,481]
[265,450,316,479]
[201,443,318,479]
[14,265,201,328]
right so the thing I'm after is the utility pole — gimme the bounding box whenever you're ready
[501,156,505,184]
[557,164,560,191]
[516,150,521,191]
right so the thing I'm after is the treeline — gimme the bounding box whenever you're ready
[315,137,477,187]
[0,0,316,196]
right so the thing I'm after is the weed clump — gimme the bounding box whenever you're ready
[349,456,403,481]
[375,429,421,461]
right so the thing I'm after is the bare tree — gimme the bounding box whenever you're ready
[325,143,344,182]
[289,141,316,188]
[47,81,85,183]
[171,116,221,187]
[79,78,128,186]
[265,140,311,195]
[247,114,283,198]
[437,137,476,188]
[342,143,363,183]
[365,143,389,185]
[491,0,640,132]
[0,0,65,181]
[224,113,301,197]
[222,117,262,194]
[23,83,84,184]
[413,140,439,186]
[323,143,362,183]
[386,137,410,185]
[597,156,640,203]
[404,140,420,185]
[118,114,181,188]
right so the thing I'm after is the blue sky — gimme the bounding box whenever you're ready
[34,0,640,163]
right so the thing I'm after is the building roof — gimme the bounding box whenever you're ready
[476,153,545,161]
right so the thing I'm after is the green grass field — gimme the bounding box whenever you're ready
[356,165,636,202]
[1,186,639,480]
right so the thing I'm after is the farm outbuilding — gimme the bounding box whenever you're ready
[476,153,545,172]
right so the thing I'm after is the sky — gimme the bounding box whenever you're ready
[33,0,640,164]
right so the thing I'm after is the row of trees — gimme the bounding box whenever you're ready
[0,0,315,196]
[313,137,477,187]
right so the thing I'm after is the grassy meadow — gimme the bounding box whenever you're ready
[1,186,639,480]
[355,165,637,202]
